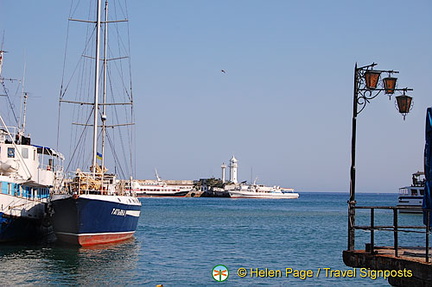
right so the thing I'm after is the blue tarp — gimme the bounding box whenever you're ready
[422,107,432,225]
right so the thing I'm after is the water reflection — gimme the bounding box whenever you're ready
[0,239,141,285]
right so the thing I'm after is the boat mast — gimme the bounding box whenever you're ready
[19,60,28,135]
[101,0,108,172]
[0,50,3,77]
[92,0,102,175]
[19,92,28,135]
[0,34,4,76]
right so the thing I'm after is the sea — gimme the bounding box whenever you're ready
[0,192,425,286]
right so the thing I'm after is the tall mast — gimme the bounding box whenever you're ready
[20,92,28,135]
[0,34,4,76]
[0,50,3,77]
[92,0,102,174]
[101,0,108,171]
[19,61,28,135]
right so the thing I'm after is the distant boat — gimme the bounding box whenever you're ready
[50,0,141,246]
[127,170,192,197]
[132,180,192,197]
[397,171,425,214]
[0,49,64,242]
[228,182,299,199]
[130,180,191,197]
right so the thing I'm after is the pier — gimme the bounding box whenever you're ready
[343,63,431,286]
[343,206,432,286]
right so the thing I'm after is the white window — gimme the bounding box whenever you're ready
[22,148,29,159]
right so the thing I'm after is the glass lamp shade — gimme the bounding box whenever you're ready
[364,70,381,89]
[383,77,397,94]
[396,94,413,120]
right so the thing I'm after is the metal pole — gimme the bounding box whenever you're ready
[370,208,375,253]
[92,0,102,176]
[394,208,399,257]
[348,63,358,250]
[427,210,430,262]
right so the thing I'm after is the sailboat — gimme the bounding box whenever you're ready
[0,48,64,242]
[50,0,141,246]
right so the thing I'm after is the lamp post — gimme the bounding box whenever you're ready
[348,63,413,251]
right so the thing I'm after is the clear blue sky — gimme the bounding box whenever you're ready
[1,0,431,193]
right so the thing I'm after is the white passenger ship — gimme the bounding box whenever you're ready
[228,183,299,199]
[129,172,193,197]
[130,180,192,197]
[397,171,425,213]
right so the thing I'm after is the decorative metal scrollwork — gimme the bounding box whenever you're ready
[354,63,411,117]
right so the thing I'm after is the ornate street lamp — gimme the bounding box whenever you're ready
[348,63,413,251]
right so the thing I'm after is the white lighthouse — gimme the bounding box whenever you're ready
[221,162,227,183]
[229,155,238,184]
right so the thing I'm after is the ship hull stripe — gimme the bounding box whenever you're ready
[55,231,135,246]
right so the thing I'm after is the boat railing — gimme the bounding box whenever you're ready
[352,205,431,262]
[63,170,127,196]
[0,126,19,142]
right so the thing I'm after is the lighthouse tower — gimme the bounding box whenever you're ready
[229,156,238,184]
[221,163,227,183]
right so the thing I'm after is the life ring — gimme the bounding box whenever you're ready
[72,193,79,200]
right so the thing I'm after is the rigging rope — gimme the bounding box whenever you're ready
[57,0,136,180]
[1,79,20,127]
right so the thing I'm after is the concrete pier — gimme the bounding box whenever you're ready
[343,205,432,286]
[343,247,432,286]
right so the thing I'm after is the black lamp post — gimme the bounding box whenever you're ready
[348,63,413,251]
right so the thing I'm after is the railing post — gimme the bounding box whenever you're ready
[426,210,430,263]
[393,208,399,257]
[370,208,375,254]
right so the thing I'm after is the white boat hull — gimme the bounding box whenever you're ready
[229,190,299,199]
[398,177,424,214]
[398,195,423,213]
[136,190,189,197]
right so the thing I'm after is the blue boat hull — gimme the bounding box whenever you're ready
[50,195,141,246]
[0,212,46,243]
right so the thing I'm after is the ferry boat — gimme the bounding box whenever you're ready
[130,180,191,197]
[397,171,425,213]
[228,184,299,199]
[129,171,192,197]
[0,50,64,242]
[50,0,141,246]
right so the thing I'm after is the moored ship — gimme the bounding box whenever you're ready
[397,171,425,213]
[50,171,141,246]
[50,0,141,246]
[129,171,193,197]
[0,49,64,242]
[130,180,191,197]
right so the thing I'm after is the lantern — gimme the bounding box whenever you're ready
[383,77,397,94]
[364,70,381,89]
[396,94,413,120]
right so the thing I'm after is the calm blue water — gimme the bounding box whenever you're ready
[0,192,424,286]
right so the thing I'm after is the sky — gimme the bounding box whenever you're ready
[0,0,431,193]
